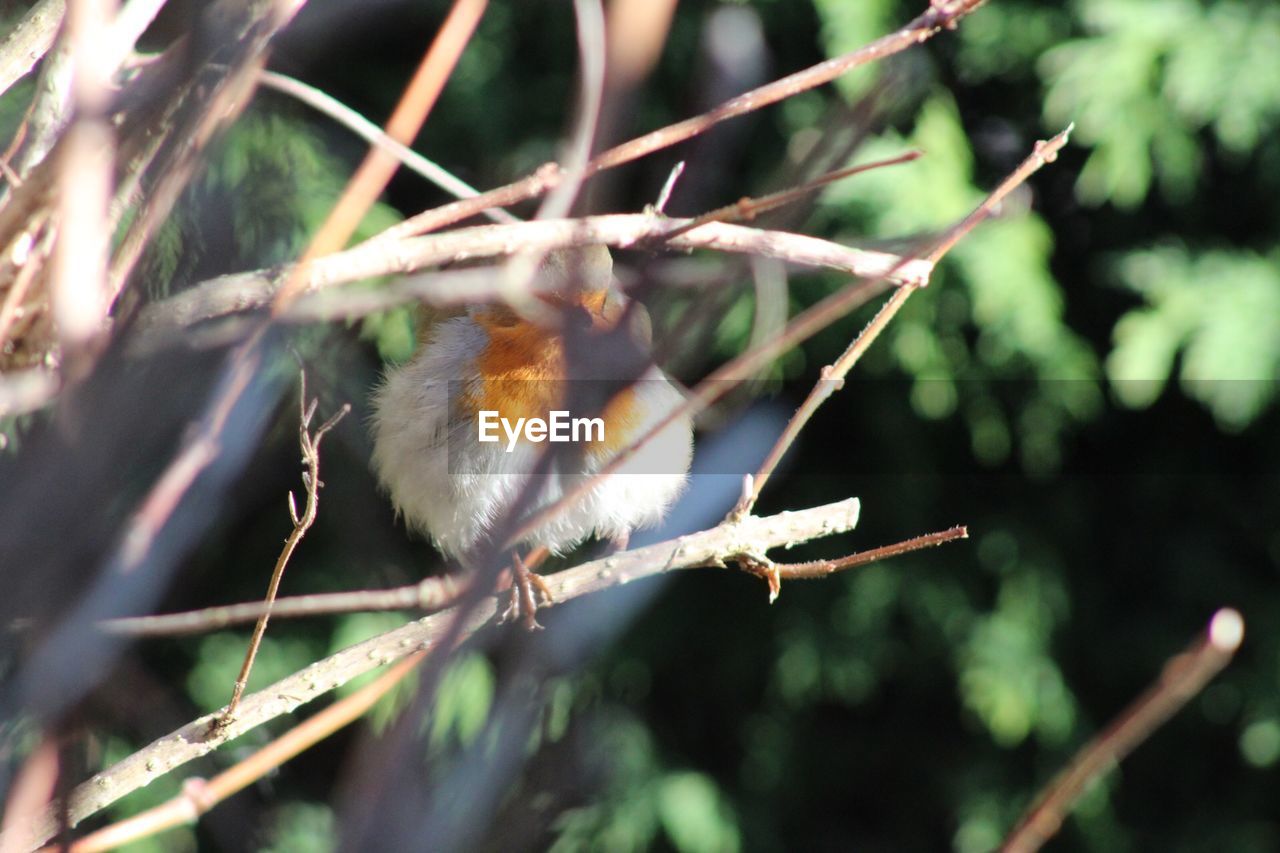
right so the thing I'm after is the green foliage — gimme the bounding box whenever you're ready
[958,533,1076,747]
[1106,246,1280,428]
[139,107,402,293]
[955,4,1073,82]
[818,95,1102,470]
[427,651,496,750]
[1041,0,1280,207]
[550,714,741,853]
[259,801,337,853]
[186,632,320,714]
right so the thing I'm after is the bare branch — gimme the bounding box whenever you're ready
[102,0,169,80]
[737,283,914,516]
[18,499,862,847]
[735,525,968,602]
[585,1,985,176]
[662,150,922,241]
[0,0,65,101]
[134,215,933,336]
[533,0,605,222]
[733,125,1075,516]
[67,652,426,853]
[12,26,73,179]
[376,0,989,240]
[256,70,517,224]
[50,0,117,365]
[100,576,466,636]
[1002,608,1245,853]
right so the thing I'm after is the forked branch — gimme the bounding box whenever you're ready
[214,370,349,729]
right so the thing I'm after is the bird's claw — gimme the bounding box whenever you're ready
[500,552,555,630]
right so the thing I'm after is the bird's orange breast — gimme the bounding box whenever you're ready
[459,298,643,454]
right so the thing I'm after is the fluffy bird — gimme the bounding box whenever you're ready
[371,246,692,625]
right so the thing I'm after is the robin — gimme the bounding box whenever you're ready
[371,245,693,626]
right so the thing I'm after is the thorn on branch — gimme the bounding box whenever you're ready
[734,551,781,603]
[654,160,685,213]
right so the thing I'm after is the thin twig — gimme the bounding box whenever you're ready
[653,160,684,213]
[214,372,349,728]
[256,70,517,224]
[662,150,922,241]
[734,525,968,602]
[736,283,915,517]
[100,575,465,637]
[66,652,427,853]
[1002,608,1245,853]
[733,124,1075,517]
[925,124,1074,264]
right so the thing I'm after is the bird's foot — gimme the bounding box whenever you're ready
[499,548,554,630]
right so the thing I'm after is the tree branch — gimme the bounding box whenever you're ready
[100,576,466,637]
[16,498,862,848]
[732,124,1074,516]
[0,0,65,101]
[1001,608,1245,853]
[256,70,518,224]
[134,215,933,337]
[377,0,989,240]
[65,652,427,853]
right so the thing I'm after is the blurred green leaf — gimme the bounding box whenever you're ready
[186,632,319,714]
[428,652,495,749]
[260,801,337,853]
[1107,246,1280,427]
[656,772,741,853]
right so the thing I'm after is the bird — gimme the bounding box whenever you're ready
[370,245,693,627]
